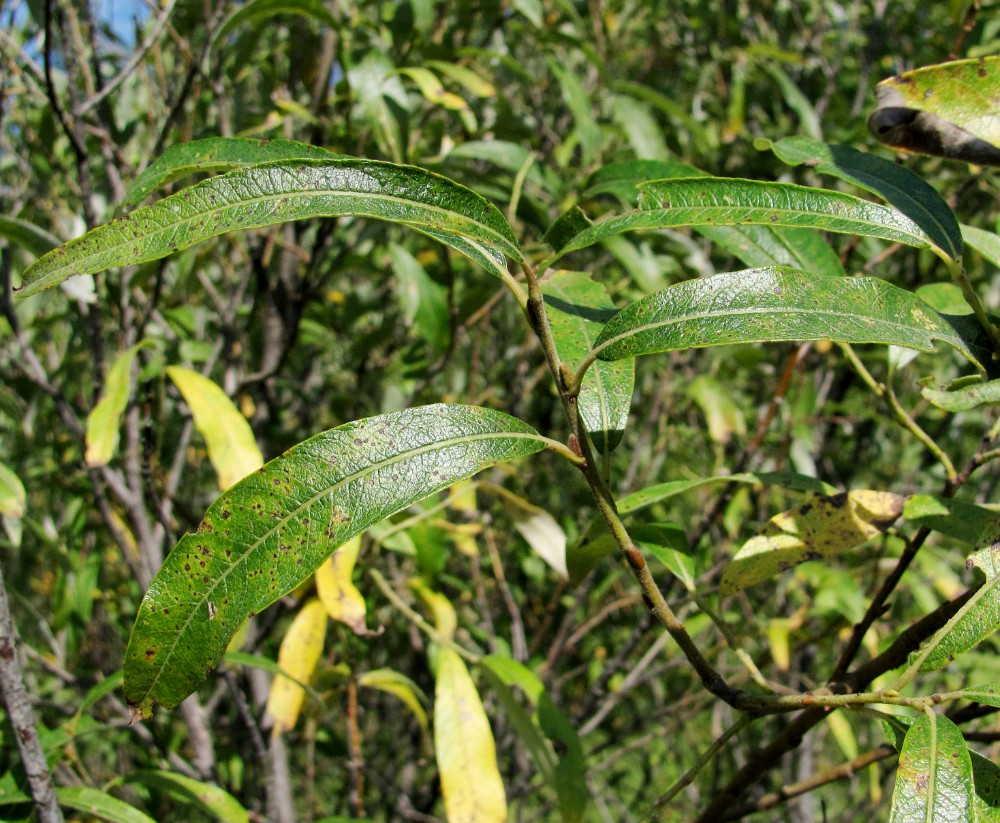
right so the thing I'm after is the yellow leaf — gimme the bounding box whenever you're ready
[720,490,904,595]
[316,535,370,635]
[434,648,506,823]
[410,578,457,642]
[358,668,429,736]
[265,599,327,735]
[0,460,26,519]
[166,366,264,490]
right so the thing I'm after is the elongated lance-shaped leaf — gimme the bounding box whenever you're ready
[922,377,1000,412]
[123,770,249,823]
[86,342,153,467]
[889,713,973,823]
[122,137,344,208]
[586,268,978,368]
[542,272,633,457]
[544,177,936,266]
[123,404,548,715]
[18,160,522,297]
[210,0,338,59]
[0,215,60,258]
[265,598,328,734]
[962,224,1000,269]
[917,515,1000,671]
[316,534,369,635]
[760,136,962,262]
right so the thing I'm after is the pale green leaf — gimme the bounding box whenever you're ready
[86,343,151,467]
[434,647,507,823]
[0,215,60,258]
[962,224,1000,269]
[918,516,1000,671]
[587,268,978,367]
[902,495,998,545]
[123,770,249,823]
[123,404,548,714]
[922,377,1000,412]
[0,461,26,519]
[358,668,429,736]
[166,366,263,491]
[18,160,521,297]
[888,713,973,823]
[55,786,156,823]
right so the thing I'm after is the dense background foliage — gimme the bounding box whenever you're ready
[2,1,1000,821]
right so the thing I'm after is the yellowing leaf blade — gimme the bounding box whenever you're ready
[265,599,328,734]
[434,648,506,823]
[166,366,264,491]
[720,490,904,594]
[358,668,429,736]
[86,342,149,467]
[316,535,369,635]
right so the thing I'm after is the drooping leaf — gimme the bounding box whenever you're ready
[166,366,264,491]
[922,377,1000,411]
[122,137,343,208]
[869,56,1000,166]
[720,491,904,595]
[123,404,548,715]
[542,271,633,456]
[357,668,429,736]
[210,0,338,59]
[409,577,459,642]
[586,268,978,367]
[434,648,507,823]
[918,516,1000,671]
[86,343,151,467]
[0,461,26,519]
[760,135,963,262]
[0,215,60,258]
[315,535,369,635]
[544,178,937,266]
[123,770,249,823]
[18,160,522,297]
[265,598,328,734]
[888,713,973,823]
[55,786,156,823]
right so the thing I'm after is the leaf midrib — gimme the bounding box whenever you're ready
[138,428,545,702]
[593,303,953,360]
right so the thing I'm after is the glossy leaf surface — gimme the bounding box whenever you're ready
[123,137,342,207]
[588,268,977,366]
[123,405,547,714]
[434,647,507,823]
[889,713,973,823]
[545,178,934,265]
[56,787,156,823]
[761,135,962,262]
[166,366,264,491]
[720,491,904,595]
[123,770,249,822]
[19,160,521,296]
[543,272,632,456]
[918,516,1000,671]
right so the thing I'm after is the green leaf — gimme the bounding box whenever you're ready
[122,138,343,208]
[18,160,522,297]
[55,786,156,823]
[869,56,1000,166]
[544,178,937,266]
[434,647,507,823]
[542,272,633,456]
[0,461,26,519]
[952,684,1000,710]
[123,770,249,823]
[210,0,338,59]
[587,268,978,367]
[166,366,264,491]
[921,377,1000,412]
[903,495,999,545]
[568,522,690,586]
[962,224,1000,269]
[888,713,973,823]
[918,515,1000,671]
[387,242,450,354]
[86,343,152,467]
[720,491,904,595]
[123,405,547,714]
[760,136,963,262]
[0,215,60,258]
